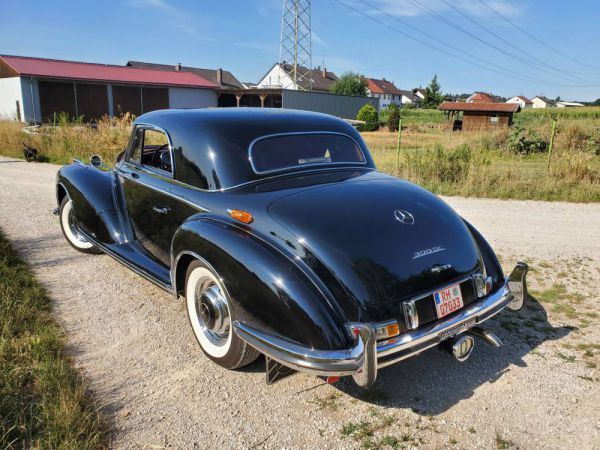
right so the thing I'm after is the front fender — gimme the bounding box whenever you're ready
[171,218,352,351]
[57,163,127,244]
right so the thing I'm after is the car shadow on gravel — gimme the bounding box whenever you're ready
[332,296,574,415]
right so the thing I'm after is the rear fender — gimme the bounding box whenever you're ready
[463,219,504,288]
[171,218,351,350]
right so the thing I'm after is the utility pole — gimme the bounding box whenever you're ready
[279,0,312,91]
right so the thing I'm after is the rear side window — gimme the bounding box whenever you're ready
[250,133,366,174]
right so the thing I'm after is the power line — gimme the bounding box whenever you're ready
[404,0,594,85]
[437,0,593,83]
[356,0,569,86]
[332,0,595,87]
[476,0,600,73]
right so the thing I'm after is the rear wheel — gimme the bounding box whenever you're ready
[59,196,101,254]
[185,260,259,369]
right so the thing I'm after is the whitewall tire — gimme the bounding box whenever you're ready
[185,260,259,369]
[59,197,101,254]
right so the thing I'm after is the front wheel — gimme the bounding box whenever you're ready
[59,196,101,254]
[185,260,259,369]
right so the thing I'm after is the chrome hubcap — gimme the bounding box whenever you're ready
[67,205,87,243]
[194,278,230,346]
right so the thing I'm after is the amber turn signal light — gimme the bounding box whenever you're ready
[228,209,254,224]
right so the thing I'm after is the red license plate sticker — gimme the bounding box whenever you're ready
[434,283,464,319]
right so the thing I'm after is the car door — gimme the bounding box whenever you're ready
[117,125,176,267]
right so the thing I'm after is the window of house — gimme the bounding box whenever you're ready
[489,116,499,124]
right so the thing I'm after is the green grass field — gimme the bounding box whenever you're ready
[0,230,107,449]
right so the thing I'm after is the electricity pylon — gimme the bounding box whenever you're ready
[279,0,312,91]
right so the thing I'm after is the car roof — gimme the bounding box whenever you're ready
[133,108,375,191]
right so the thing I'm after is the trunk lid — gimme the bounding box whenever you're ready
[267,175,482,309]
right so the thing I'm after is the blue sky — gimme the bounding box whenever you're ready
[1,0,599,100]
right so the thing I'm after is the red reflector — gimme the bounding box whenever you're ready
[326,376,340,384]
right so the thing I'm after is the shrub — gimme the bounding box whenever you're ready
[387,104,400,132]
[357,104,379,131]
[507,124,548,155]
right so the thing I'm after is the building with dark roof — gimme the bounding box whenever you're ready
[438,101,521,131]
[126,61,243,89]
[532,96,556,108]
[0,54,218,123]
[507,95,533,109]
[257,63,338,93]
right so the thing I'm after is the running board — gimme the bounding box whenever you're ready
[79,230,173,293]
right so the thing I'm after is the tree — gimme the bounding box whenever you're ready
[330,72,368,97]
[423,74,444,109]
[387,103,400,132]
[356,103,379,131]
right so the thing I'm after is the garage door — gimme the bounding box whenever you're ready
[38,81,76,122]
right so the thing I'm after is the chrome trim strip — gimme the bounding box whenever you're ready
[117,163,210,213]
[78,229,173,293]
[247,131,368,175]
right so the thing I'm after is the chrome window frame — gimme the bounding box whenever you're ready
[125,123,175,179]
[248,131,368,176]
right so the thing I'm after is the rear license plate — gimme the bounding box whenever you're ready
[434,283,464,319]
[438,318,476,341]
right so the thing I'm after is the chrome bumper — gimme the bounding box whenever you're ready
[234,269,525,388]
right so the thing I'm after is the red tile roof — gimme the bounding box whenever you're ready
[367,78,402,95]
[438,102,521,113]
[0,55,217,88]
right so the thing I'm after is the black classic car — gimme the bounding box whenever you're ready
[55,108,528,387]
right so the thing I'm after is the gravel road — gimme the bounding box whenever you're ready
[1,155,599,449]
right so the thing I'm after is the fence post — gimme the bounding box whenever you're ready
[547,118,557,171]
[395,116,402,176]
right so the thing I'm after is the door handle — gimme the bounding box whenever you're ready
[152,206,171,214]
[131,172,139,179]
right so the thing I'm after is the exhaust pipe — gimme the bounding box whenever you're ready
[468,326,502,348]
[442,334,475,362]
[442,326,502,362]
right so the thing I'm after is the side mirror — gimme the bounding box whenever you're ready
[90,155,103,167]
[507,262,529,311]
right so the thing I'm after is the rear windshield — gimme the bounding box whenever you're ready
[249,133,366,174]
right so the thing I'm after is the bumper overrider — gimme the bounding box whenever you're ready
[234,263,528,388]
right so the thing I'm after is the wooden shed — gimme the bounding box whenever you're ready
[438,101,521,131]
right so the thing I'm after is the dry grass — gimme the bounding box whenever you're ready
[363,119,600,202]
[1,108,599,202]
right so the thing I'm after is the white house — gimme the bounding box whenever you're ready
[366,78,403,111]
[507,95,533,109]
[413,88,426,100]
[399,90,422,108]
[556,101,585,108]
[257,63,338,93]
[531,96,556,109]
